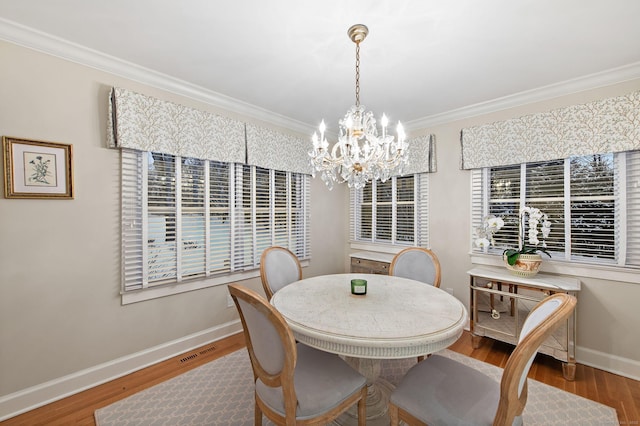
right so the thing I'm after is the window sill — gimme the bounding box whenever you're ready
[349,241,410,255]
[470,253,640,285]
[121,260,311,305]
[350,250,395,264]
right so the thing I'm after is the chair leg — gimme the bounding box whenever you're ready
[389,402,400,426]
[254,400,262,426]
[357,387,367,426]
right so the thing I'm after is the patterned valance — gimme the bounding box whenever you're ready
[460,90,640,169]
[108,87,246,164]
[246,124,310,174]
[245,125,436,176]
[107,87,437,176]
[403,134,437,175]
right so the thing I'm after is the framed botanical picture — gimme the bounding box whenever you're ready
[3,136,74,199]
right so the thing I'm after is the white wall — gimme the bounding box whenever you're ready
[1,38,639,419]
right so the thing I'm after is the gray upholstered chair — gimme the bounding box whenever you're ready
[388,293,577,426]
[260,246,302,300]
[228,283,367,426]
[389,247,442,362]
[389,247,441,288]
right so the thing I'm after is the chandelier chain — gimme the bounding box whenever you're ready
[355,41,360,107]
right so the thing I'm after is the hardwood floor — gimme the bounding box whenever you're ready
[3,331,638,425]
[1,333,246,426]
[448,332,640,426]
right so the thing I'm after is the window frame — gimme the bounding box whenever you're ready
[120,149,311,304]
[349,174,429,250]
[470,152,640,284]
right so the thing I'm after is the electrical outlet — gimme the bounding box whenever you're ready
[445,287,454,296]
[226,294,234,308]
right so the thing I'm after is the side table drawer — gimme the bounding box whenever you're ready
[350,257,390,275]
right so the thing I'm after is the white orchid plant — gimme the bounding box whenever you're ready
[474,215,505,249]
[474,206,552,266]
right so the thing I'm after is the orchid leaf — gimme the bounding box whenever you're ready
[503,249,520,265]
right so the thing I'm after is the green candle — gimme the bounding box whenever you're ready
[351,279,367,295]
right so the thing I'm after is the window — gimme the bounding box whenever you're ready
[350,174,429,246]
[471,152,640,268]
[121,150,310,295]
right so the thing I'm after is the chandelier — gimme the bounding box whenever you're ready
[309,24,408,190]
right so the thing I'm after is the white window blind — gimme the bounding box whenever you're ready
[181,157,206,278]
[121,150,144,289]
[625,152,640,266]
[273,170,289,247]
[255,166,272,266]
[290,172,310,256]
[232,164,253,272]
[121,150,310,292]
[471,152,640,268]
[147,153,178,284]
[570,155,615,260]
[350,174,429,246]
[209,160,231,274]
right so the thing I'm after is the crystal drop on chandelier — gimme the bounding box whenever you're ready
[309,24,408,190]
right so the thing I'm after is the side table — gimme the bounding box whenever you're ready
[468,266,580,380]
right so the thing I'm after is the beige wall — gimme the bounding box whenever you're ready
[1,38,639,414]
[0,40,349,398]
[422,79,640,373]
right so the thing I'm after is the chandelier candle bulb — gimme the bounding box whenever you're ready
[381,114,388,137]
[397,123,406,143]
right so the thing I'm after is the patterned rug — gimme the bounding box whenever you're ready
[94,349,617,425]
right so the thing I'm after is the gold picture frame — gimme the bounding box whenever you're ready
[3,136,74,199]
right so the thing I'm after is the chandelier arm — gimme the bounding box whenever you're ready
[330,141,344,162]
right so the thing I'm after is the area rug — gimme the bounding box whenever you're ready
[95,349,617,425]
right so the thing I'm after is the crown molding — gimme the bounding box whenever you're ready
[0,18,314,135]
[2,18,639,135]
[406,61,640,131]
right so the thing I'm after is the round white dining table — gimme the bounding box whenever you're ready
[271,273,468,426]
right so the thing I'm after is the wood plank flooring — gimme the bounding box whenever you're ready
[2,331,638,425]
[448,332,640,426]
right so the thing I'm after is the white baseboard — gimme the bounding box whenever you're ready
[576,346,640,382]
[0,320,243,421]
[463,322,639,382]
[2,319,638,422]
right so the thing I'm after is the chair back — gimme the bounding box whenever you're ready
[389,247,441,287]
[495,293,577,425]
[228,284,298,417]
[260,246,302,299]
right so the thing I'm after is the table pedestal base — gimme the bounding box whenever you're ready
[332,357,393,426]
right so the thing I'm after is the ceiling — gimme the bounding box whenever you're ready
[1,0,640,134]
